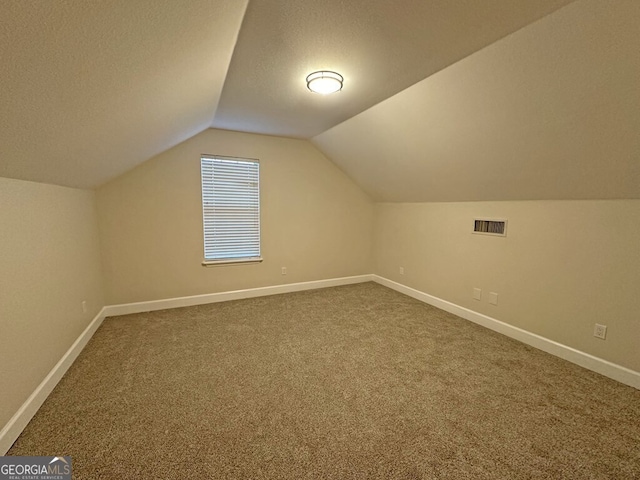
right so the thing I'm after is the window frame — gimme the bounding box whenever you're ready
[200,155,262,267]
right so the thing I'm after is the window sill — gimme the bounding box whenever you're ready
[202,257,263,267]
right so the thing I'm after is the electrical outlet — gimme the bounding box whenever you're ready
[281,267,287,275]
[594,324,607,340]
[399,266,405,275]
[488,292,498,306]
[473,288,482,301]
[81,301,87,313]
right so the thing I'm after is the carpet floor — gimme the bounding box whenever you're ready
[8,282,640,479]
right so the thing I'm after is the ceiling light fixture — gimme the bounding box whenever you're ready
[306,71,343,95]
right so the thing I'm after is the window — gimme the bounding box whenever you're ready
[201,156,261,265]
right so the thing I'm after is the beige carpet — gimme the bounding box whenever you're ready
[8,283,640,479]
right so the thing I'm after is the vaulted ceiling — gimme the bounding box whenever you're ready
[0,0,248,188]
[2,0,638,201]
[212,0,574,138]
[313,0,640,201]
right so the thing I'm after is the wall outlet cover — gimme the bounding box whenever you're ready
[489,292,498,306]
[594,324,607,340]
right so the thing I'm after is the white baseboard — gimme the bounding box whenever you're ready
[0,308,107,455]
[4,273,636,455]
[373,275,640,390]
[0,274,373,454]
[104,274,374,317]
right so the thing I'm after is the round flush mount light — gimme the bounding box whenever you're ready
[306,71,343,94]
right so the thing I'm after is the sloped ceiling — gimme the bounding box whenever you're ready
[0,0,576,190]
[0,0,248,188]
[313,0,640,201]
[213,0,574,138]
[2,0,637,202]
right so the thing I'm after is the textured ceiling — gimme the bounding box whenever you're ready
[3,0,636,202]
[213,0,575,138]
[0,0,248,188]
[312,0,640,202]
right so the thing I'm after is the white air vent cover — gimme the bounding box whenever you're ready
[473,219,507,236]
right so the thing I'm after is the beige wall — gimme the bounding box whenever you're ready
[96,129,374,305]
[0,177,104,429]
[374,201,640,372]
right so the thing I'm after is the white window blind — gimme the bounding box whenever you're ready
[201,156,261,263]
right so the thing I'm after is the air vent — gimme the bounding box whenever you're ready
[473,219,507,236]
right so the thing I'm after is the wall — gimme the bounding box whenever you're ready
[0,177,105,430]
[96,128,374,305]
[374,201,640,373]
